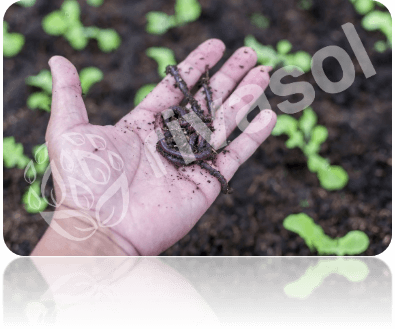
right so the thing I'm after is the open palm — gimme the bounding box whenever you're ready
[43,39,276,255]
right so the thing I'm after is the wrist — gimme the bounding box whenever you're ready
[31,206,140,256]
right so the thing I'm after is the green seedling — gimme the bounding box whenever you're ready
[18,0,36,7]
[362,10,392,46]
[146,47,177,78]
[272,107,349,190]
[283,213,370,255]
[22,144,50,213]
[86,0,104,7]
[298,0,313,10]
[250,13,270,29]
[134,84,157,106]
[24,144,50,180]
[284,258,369,299]
[3,137,30,169]
[146,0,201,35]
[349,0,391,52]
[22,181,48,213]
[42,0,121,52]
[245,35,312,72]
[79,67,104,94]
[26,67,103,112]
[3,21,25,57]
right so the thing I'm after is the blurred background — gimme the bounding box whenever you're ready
[3,0,392,255]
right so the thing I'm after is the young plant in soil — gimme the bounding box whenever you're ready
[3,138,49,213]
[134,47,177,106]
[17,0,36,7]
[23,144,50,213]
[42,0,121,52]
[3,137,30,169]
[284,258,369,299]
[349,0,391,52]
[26,67,103,112]
[155,65,232,194]
[3,21,25,58]
[283,213,370,255]
[146,0,201,35]
[272,107,349,191]
[245,36,312,72]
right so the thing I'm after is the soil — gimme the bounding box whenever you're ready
[3,0,391,255]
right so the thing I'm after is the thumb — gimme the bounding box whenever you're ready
[46,56,89,140]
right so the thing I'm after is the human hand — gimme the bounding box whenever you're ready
[31,39,276,256]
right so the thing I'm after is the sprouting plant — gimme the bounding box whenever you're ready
[79,67,104,94]
[3,21,25,58]
[17,0,36,7]
[146,0,201,35]
[245,36,312,72]
[134,47,177,106]
[146,47,177,78]
[283,213,370,255]
[272,107,349,190]
[26,67,103,112]
[22,144,50,213]
[134,84,157,106]
[284,258,369,299]
[22,181,48,213]
[250,13,270,29]
[42,0,121,52]
[86,0,104,7]
[362,10,392,51]
[3,137,30,169]
[349,0,391,52]
[298,0,313,10]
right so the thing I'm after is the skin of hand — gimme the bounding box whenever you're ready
[31,39,277,256]
[26,257,219,325]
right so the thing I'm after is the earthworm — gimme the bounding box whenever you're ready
[198,161,233,194]
[189,133,198,148]
[158,138,213,161]
[201,68,215,117]
[154,65,231,194]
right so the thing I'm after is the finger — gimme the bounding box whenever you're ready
[46,56,88,139]
[116,39,226,138]
[210,65,271,150]
[216,109,276,181]
[192,46,257,114]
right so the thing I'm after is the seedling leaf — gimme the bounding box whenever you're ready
[146,47,177,78]
[25,69,53,94]
[245,35,278,67]
[250,13,270,29]
[42,11,68,36]
[317,165,349,190]
[3,21,25,57]
[134,84,156,106]
[64,24,88,50]
[271,114,298,136]
[79,67,104,94]
[18,0,37,7]
[3,137,30,169]
[310,125,328,145]
[337,231,370,256]
[277,40,292,55]
[299,107,317,138]
[86,0,104,7]
[175,0,202,24]
[354,0,375,15]
[27,92,51,112]
[307,154,330,173]
[286,131,305,149]
[22,181,48,213]
[96,29,121,52]
[146,12,177,35]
